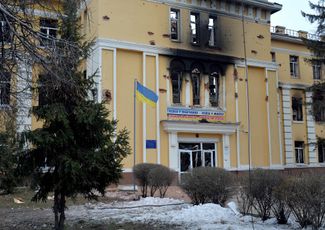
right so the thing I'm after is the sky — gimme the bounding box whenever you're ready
[270,0,318,34]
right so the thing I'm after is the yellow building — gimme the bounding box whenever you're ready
[3,0,324,180]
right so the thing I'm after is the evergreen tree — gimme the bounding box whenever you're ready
[302,1,325,142]
[20,1,130,229]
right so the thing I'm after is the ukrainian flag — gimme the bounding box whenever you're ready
[136,81,158,107]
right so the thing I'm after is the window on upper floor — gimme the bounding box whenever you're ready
[208,16,217,47]
[209,73,220,107]
[0,15,11,43]
[292,97,303,121]
[295,141,304,164]
[190,12,200,45]
[171,71,182,104]
[39,18,58,47]
[271,52,276,62]
[319,142,325,163]
[191,68,201,105]
[0,71,10,106]
[313,64,321,80]
[290,55,299,78]
[315,106,325,122]
[170,9,180,41]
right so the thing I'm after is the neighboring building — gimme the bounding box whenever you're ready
[3,0,325,181]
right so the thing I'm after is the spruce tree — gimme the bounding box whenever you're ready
[21,1,130,229]
[302,1,325,143]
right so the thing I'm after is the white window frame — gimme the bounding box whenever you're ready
[190,12,200,45]
[290,55,299,78]
[170,8,181,42]
[295,141,304,164]
[292,97,303,122]
[39,18,58,47]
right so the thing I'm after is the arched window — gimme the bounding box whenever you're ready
[170,59,185,104]
[209,72,220,107]
[191,68,201,105]
[171,70,182,104]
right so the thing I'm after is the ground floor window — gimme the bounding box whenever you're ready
[179,142,216,173]
[319,143,325,163]
[295,141,304,164]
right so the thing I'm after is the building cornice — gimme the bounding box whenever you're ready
[279,82,311,90]
[271,34,305,45]
[161,120,239,134]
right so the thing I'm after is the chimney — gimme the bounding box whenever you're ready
[275,26,286,34]
[298,30,308,39]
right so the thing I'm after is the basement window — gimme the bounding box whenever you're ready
[209,73,220,107]
[40,18,58,47]
[171,71,182,104]
[295,141,304,164]
[190,12,200,45]
[319,143,325,163]
[0,72,10,106]
[208,16,217,47]
[170,9,180,41]
[191,68,201,106]
[292,97,303,121]
[290,55,299,78]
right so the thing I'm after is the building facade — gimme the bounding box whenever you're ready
[2,0,325,179]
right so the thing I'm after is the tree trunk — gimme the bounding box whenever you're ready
[53,191,66,230]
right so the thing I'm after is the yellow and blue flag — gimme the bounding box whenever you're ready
[136,81,158,107]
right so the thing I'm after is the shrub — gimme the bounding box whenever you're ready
[181,167,233,206]
[286,173,325,229]
[237,175,253,215]
[243,169,282,221]
[148,165,174,198]
[133,163,159,197]
[271,179,291,224]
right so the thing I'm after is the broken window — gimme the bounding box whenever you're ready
[40,18,58,47]
[0,14,11,43]
[319,143,325,163]
[313,63,321,80]
[209,73,220,107]
[290,55,299,78]
[208,16,217,47]
[190,12,199,45]
[191,68,201,105]
[170,9,180,41]
[171,71,182,104]
[292,97,303,121]
[0,71,10,106]
[295,141,304,164]
[38,75,50,106]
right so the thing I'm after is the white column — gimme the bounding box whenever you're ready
[169,132,179,171]
[282,88,294,165]
[223,135,231,169]
[204,75,209,107]
[306,91,318,165]
[265,70,272,167]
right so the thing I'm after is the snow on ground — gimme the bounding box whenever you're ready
[66,197,301,229]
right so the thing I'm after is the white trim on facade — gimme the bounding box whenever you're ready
[142,53,147,163]
[276,71,284,166]
[282,88,294,165]
[234,65,240,169]
[305,91,318,164]
[223,135,231,169]
[271,47,312,57]
[265,69,272,166]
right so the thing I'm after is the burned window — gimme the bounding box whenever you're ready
[316,106,325,122]
[0,15,11,43]
[208,16,217,47]
[190,12,199,45]
[191,68,201,105]
[295,141,304,164]
[171,71,182,104]
[313,64,321,80]
[290,55,299,78]
[292,97,303,121]
[319,143,325,163]
[209,73,220,107]
[170,9,180,41]
[40,18,58,46]
[271,52,276,62]
[0,71,10,106]
[38,75,50,106]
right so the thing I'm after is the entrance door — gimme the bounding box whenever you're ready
[179,150,192,173]
[203,151,214,167]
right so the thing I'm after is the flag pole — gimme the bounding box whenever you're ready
[133,79,137,192]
